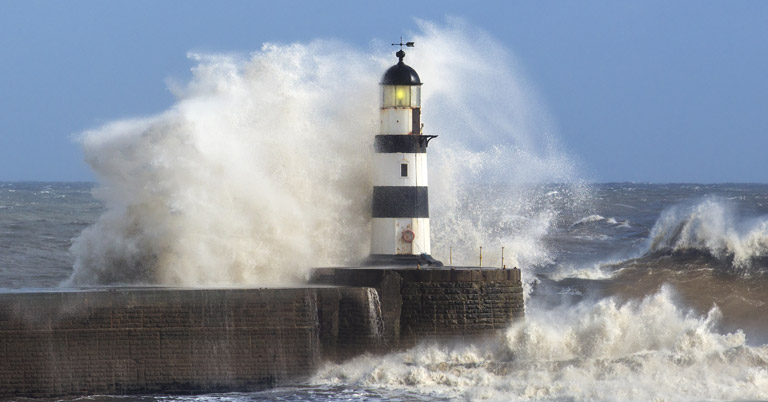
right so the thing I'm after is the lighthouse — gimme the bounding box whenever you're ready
[367,42,443,266]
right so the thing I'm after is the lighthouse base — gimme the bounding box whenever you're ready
[363,253,443,267]
[311,266,524,349]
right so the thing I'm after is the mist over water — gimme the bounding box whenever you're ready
[66,20,584,287]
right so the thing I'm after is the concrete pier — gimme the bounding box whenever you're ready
[312,267,524,349]
[0,267,523,398]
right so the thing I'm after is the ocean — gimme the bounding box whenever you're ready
[2,181,768,401]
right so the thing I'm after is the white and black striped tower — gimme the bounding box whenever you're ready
[367,41,443,266]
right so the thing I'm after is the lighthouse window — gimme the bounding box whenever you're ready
[393,86,409,107]
[401,163,408,177]
[410,86,421,107]
[396,87,407,102]
[382,85,412,107]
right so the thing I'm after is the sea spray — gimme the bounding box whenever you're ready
[313,286,768,401]
[66,20,585,287]
[645,196,768,272]
[414,19,588,269]
[67,43,377,286]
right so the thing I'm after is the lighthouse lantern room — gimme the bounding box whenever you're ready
[367,41,443,267]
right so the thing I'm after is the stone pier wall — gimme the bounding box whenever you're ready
[311,267,525,348]
[398,269,524,343]
[0,267,524,398]
[0,287,378,398]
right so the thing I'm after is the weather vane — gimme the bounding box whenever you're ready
[391,37,415,50]
[391,37,414,62]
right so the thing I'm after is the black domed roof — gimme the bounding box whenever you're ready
[381,50,421,85]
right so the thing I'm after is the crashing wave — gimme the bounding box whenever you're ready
[314,286,768,401]
[644,196,768,273]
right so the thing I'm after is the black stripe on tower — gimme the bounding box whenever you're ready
[372,186,429,218]
[374,135,438,153]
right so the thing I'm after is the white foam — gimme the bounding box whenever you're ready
[573,214,605,225]
[616,219,631,228]
[646,196,768,271]
[67,43,377,286]
[313,286,768,401]
[548,261,622,280]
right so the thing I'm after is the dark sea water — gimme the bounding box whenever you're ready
[2,182,768,401]
[0,182,102,289]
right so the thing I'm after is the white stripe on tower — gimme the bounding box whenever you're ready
[368,45,442,266]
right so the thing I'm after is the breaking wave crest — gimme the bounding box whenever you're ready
[314,286,768,401]
[645,197,768,273]
[65,19,584,287]
[573,214,605,225]
[571,214,629,227]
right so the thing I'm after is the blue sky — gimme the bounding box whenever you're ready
[1,1,767,183]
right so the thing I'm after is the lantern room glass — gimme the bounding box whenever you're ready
[382,85,421,108]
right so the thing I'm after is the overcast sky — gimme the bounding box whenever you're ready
[1,1,767,183]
